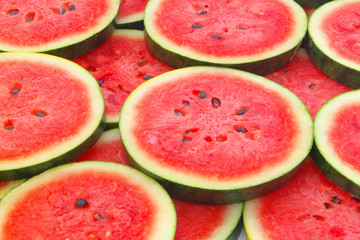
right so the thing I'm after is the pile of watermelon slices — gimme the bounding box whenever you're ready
[0,0,360,239]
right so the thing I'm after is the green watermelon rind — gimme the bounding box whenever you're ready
[0,52,105,180]
[294,0,332,8]
[143,0,308,75]
[306,0,360,89]
[114,12,144,30]
[0,161,177,239]
[119,66,313,204]
[311,90,360,197]
[0,0,120,59]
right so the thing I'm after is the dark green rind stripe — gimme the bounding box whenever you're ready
[145,30,302,76]
[114,20,144,30]
[311,142,360,198]
[123,145,303,204]
[306,36,360,89]
[0,119,106,181]
[294,0,333,8]
[104,120,119,130]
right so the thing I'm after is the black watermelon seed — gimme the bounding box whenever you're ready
[9,10,19,15]
[283,70,290,73]
[182,101,190,106]
[174,110,180,116]
[11,88,20,94]
[236,128,247,133]
[182,138,191,142]
[69,4,75,10]
[192,24,202,29]
[237,108,248,115]
[76,199,88,207]
[36,112,47,117]
[198,91,206,98]
[212,98,221,107]
[238,27,246,30]
[60,8,66,15]
[6,126,13,130]
[323,202,332,209]
[331,196,342,204]
[309,84,316,90]
[211,35,221,39]
[198,10,207,15]
[97,79,104,86]
[185,130,191,134]
[143,75,153,80]
[27,17,33,22]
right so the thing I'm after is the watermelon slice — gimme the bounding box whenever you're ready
[120,66,313,204]
[306,0,360,88]
[264,48,353,119]
[144,0,308,75]
[174,199,243,240]
[0,52,105,180]
[0,180,24,200]
[73,29,174,128]
[0,161,176,239]
[0,0,120,59]
[244,157,360,239]
[312,90,360,198]
[74,128,127,165]
[115,0,148,29]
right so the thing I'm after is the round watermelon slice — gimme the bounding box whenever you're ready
[306,0,360,88]
[0,52,105,180]
[0,161,176,239]
[264,48,353,119]
[120,66,313,204]
[144,0,308,75]
[74,128,127,165]
[73,29,174,128]
[312,90,360,198]
[115,0,148,29]
[0,0,120,59]
[244,157,360,239]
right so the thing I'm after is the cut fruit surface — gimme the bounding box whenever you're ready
[0,52,104,180]
[120,66,313,204]
[144,0,307,75]
[312,90,360,197]
[307,0,360,88]
[115,0,148,29]
[0,0,120,58]
[244,157,360,240]
[0,161,176,239]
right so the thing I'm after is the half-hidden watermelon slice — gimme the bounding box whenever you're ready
[244,157,360,240]
[144,0,308,75]
[73,29,174,128]
[0,52,105,180]
[306,0,360,88]
[74,128,127,165]
[0,0,120,59]
[115,0,148,29]
[174,199,243,240]
[295,0,333,8]
[120,66,313,204]
[312,90,360,198]
[264,48,353,119]
[0,161,176,239]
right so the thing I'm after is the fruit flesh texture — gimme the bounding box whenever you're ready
[153,0,295,57]
[254,158,360,239]
[73,31,173,119]
[321,1,360,65]
[265,49,352,119]
[2,170,156,239]
[0,60,90,160]
[133,72,299,181]
[0,1,110,47]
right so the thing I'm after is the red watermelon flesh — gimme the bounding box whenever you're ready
[245,157,360,239]
[116,0,148,21]
[132,71,301,180]
[264,48,353,118]
[0,1,111,47]
[3,169,156,239]
[74,129,127,165]
[73,30,174,123]
[152,0,296,57]
[321,1,360,64]
[0,60,90,160]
